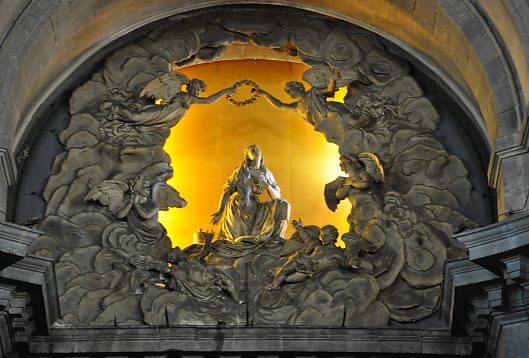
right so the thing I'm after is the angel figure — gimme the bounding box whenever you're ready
[325,152,385,235]
[103,72,235,133]
[85,175,187,243]
[257,66,355,144]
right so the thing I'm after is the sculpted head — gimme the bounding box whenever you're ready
[341,231,361,248]
[339,154,362,174]
[285,81,305,99]
[244,144,263,164]
[130,175,150,198]
[187,79,206,96]
[321,225,339,245]
[166,247,187,264]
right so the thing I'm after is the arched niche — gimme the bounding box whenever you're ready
[14,6,493,327]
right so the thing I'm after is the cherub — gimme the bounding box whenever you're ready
[341,231,373,274]
[266,219,342,290]
[84,175,186,242]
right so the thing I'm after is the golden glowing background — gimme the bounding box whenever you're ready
[159,60,350,248]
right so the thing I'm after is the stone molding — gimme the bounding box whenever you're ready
[29,326,472,356]
[0,146,15,186]
[0,222,59,355]
[0,222,41,269]
[447,214,529,356]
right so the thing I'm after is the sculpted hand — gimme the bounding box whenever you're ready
[255,177,269,189]
[130,193,140,204]
[291,218,303,229]
[345,177,357,186]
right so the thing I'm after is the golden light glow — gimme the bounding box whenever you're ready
[155,98,165,105]
[159,60,351,248]
[327,86,348,103]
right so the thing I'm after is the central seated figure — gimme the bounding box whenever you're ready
[211,144,291,241]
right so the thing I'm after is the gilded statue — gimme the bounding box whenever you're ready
[211,144,291,241]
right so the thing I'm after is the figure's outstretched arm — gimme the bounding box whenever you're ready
[258,89,297,111]
[292,219,312,243]
[193,87,235,105]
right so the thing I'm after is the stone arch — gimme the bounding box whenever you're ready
[15,6,490,327]
[3,1,528,223]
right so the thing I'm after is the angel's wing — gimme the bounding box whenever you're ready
[152,182,187,210]
[140,72,189,102]
[359,152,385,183]
[84,180,129,214]
[324,176,347,212]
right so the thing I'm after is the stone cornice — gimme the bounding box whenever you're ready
[488,102,529,190]
[0,254,59,329]
[442,258,499,330]
[30,326,472,355]
[455,213,529,262]
[0,222,41,270]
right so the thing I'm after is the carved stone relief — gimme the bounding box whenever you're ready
[27,8,477,327]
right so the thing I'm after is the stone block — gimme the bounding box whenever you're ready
[68,0,96,32]
[93,0,116,13]
[413,0,437,35]
[50,2,75,49]
[16,0,57,39]
[497,108,519,138]
[391,0,416,14]
[471,33,500,65]
[0,1,26,44]
[32,21,59,67]
[495,320,529,358]
[436,0,468,18]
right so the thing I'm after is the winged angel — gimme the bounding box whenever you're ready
[85,175,187,243]
[325,152,385,230]
[102,72,235,133]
